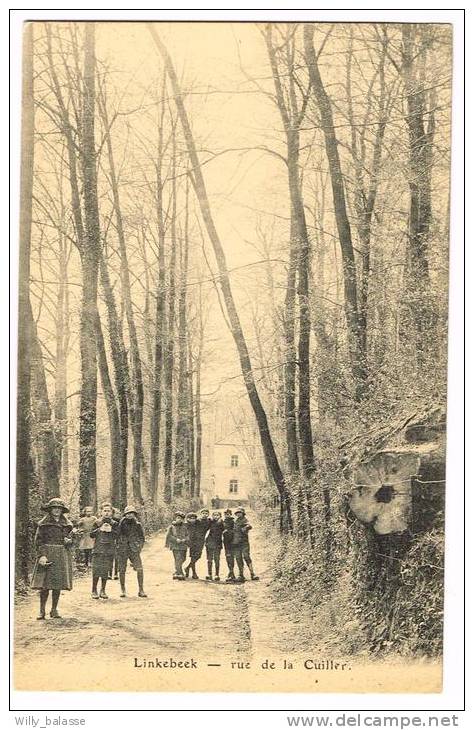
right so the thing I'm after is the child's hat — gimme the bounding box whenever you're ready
[224,508,232,515]
[186,511,197,519]
[234,506,246,515]
[42,497,69,513]
[123,504,138,516]
[174,510,185,518]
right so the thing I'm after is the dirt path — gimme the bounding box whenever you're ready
[14,515,296,664]
[14,515,442,693]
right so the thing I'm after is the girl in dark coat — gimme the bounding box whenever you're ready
[90,503,119,599]
[31,498,75,619]
[205,511,224,581]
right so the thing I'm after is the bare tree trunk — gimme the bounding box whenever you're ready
[98,252,129,509]
[29,302,60,500]
[78,23,100,509]
[95,313,121,505]
[138,224,154,384]
[148,25,292,531]
[16,22,34,584]
[194,284,204,499]
[163,121,178,503]
[98,90,144,505]
[304,23,366,398]
[188,343,196,498]
[264,26,315,478]
[175,181,190,494]
[345,28,388,372]
[401,25,435,362]
[283,220,300,474]
[150,75,167,501]
[54,189,70,490]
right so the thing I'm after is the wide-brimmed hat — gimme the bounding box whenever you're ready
[123,504,138,516]
[174,510,185,519]
[186,511,197,520]
[41,498,69,513]
[234,506,245,515]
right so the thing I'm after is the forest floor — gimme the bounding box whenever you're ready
[13,514,442,693]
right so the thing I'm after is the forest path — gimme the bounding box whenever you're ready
[14,516,441,693]
[14,514,308,690]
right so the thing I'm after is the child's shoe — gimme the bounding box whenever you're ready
[214,576,220,582]
[205,575,212,581]
[50,609,61,618]
[120,591,126,597]
[184,566,190,578]
[138,591,148,598]
[251,574,260,580]
[225,574,236,583]
[100,589,108,599]
[236,575,245,583]
[191,571,199,579]
[91,591,99,599]
[37,612,46,620]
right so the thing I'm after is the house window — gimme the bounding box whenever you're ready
[229,479,238,494]
[231,455,239,467]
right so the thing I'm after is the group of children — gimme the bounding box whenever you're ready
[165,506,259,583]
[74,502,147,599]
[31,498,258,621]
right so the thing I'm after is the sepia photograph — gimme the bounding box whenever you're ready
[13,17,453,695]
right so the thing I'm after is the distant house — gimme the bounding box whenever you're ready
[204,441,253,508]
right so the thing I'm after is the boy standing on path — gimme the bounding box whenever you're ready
[165,510,189,580]
[232,507,259,583]
[223,508,236,583]
[184,509,210,579]
[205,510,224,581]
[117,505,147,598]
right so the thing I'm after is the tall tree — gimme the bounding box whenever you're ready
[163,119,178,503]
[78,23,100,509]
[345,26,389,371]
[193,282,205,498]
[95,312,122,503]
[98,88,144,505]
[283,220,300,475]
[175,179,191,494]
[98,251,129,508]
[304,23,367,399]
[54,184,71,490]
[148,25,292,530]
[401,24,436,361]
[149,75,168,502]
[264,24,315,478]
[16,22,34,584]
